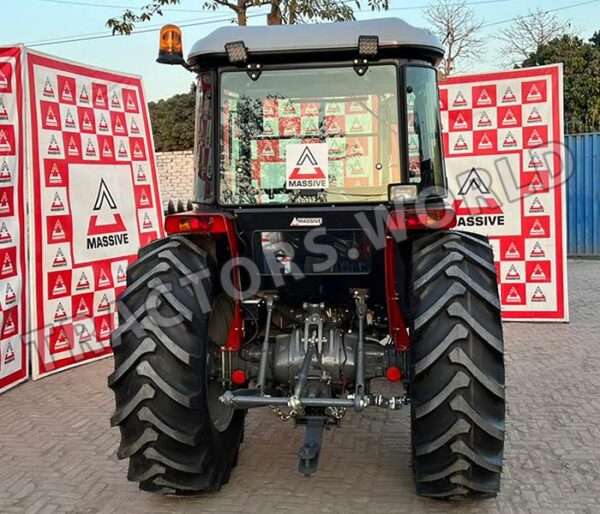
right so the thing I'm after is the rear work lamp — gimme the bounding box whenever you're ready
[358,35,379,58]
[157,24,186,66]
[225,41,249,64]
[388,184,418,203]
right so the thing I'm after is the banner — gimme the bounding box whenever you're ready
[440,65,568,321]
[27,50,164,379]
[0,47,27,393]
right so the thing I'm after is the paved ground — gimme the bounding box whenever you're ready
[1,260,599,514]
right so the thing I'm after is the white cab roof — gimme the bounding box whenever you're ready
[188,18,443,60]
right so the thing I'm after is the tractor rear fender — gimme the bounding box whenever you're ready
[384,204,457,352]
[165,211,243,351]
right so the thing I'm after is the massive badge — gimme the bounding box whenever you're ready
[286,143,328,189]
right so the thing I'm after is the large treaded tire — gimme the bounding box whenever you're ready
[109,235,245,494]
[409,230,505,499]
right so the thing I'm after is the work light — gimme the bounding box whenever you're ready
[225,41,249,64]
[358,35,379,58]
[388,184,418,203]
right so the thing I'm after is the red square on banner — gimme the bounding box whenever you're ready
[1,306,18,339]
[473,130,498,154]
[0,62,12,93]
[97,134,115,162]
[523,125,548,149]
[95,314,113,341]
[62,132,82,159]
[49,323,74,354]
[439,88,448,110]
[324,115,344,136]
[449,109,473,131]
[524,215,551,238]
[92,83,108,109]
[301,103,320,116]
[40,101,62,130]
[44,159,68,187]
[122,88,139,113]
[0,186,14,217]
[72,293,94,320]
[501,283,526,305]
[110,111,127,136]
[77,107,96,133]
[134,184,153,209]
[346,137,370,157]
[256,140,279,162]
[47,270,72,299]
[497,106,522,128]
[0,125,16,156]
[526,260,552,282]
[263,98,278,117]
[499,237,525,260]
[92,261,114,290]
[346,100,367,114]
[57,75,76,105]
[521,170,550,195]
[129,137,146,161]
[46,215,72,244]
[522,79,547,104]
[0,245,17,278]
[472,84,497,108]
[279,118,301,137]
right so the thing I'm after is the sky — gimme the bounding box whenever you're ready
[2,0,599,101]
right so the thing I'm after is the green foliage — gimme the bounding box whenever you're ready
[149,84,196,151]
[522,35,600,134]
[107,0,388,33]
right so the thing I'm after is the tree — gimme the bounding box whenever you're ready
[522,35,600,133]
[149,84,196,151]
[423,0,484,78]
[498,8,572,67]
[107,0,388,33]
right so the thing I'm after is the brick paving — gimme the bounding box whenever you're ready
[0,260,599,514]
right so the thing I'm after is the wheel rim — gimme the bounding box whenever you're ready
[206,294,235,433]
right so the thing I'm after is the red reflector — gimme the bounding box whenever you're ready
[231,369,247,386]
[385,366,402,382]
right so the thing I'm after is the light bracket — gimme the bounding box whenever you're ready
[354,35,379,76]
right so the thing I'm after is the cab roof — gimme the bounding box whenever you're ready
[188,18,444,63]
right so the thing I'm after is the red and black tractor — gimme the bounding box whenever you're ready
[109,18,505,499]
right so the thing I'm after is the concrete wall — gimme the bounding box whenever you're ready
[155,150,195,209]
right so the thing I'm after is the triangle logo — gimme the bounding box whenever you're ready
[87,179,127,235]
[287,144,328,189]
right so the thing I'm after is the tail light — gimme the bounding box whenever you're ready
[165,213,229,234]
[388,206,456,231]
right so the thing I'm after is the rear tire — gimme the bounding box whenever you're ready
[109,235,245,494]
[408,231,505,499]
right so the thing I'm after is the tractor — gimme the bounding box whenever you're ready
[109,18,505,499]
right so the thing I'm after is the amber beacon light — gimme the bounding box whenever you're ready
[157,24,186,65]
